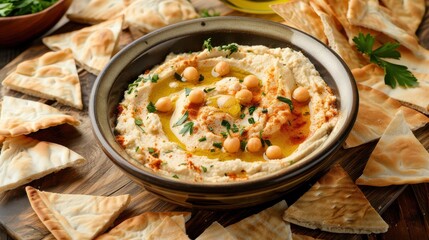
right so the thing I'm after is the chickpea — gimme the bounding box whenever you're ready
[292,86,310,103]
[155,97,173,112]
[182,66,200,82]
[243,75,259,89]
[235,89,253,105]
[188,89,206,104]
[247,137,262,153]
[266,145,284,159]
[223,137,240,153]
[213,61,230,77]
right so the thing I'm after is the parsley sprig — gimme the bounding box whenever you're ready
[353,33,418,88]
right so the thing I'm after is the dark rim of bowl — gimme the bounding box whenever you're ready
[0,0,66,20]
[90,16,358,194]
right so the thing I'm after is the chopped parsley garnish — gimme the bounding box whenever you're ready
[147,102,157,113]
[248,117,255,124]
[239,113,245,119]
[218,43,239,57]
[135,146,140,152]
[248,106,257,115]
[204,87,216,93]
[262,108,268,113]
[203,38,213,51]
[208,126,214,132]
[142,74,159,83]
[264,139,272,146]
[353,33,418,88]
[201,165,208,172]
[221,120,231,129]
[174,72,183,81]
[240,140,247,151]
[199,74,204,81]
[148,147,159,158]
[185,88,192,96]
[179,121,194,136]
[277,96,294,111]
[231,124,239,133]
[172,174,179,179]
[198,136,207,142]
[220,132,228,138]
[173,111,189,127]
[213,142,223,149]
[134,118,145,132]
[200,8,220,18]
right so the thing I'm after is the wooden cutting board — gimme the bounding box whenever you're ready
[0,1,428,239]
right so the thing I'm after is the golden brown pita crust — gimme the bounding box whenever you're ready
[0,96,80,137]
[26,186,130,240]
[347,0,427,57]
[270,1,328,45]
[356,110,429,186]
[283,164,388,234]
[0,136,86,193]
[196,221,237,240]
[387,46,429,74]
[42,17,123,75]
[353,64,429,115]
[226,200,292,240]
[67,0,129,25]
[124,0,198,39]
[95,212,191,239]
[379,0,425,34]
[344,84,429,148]
[310,2,367,69]
[146,216,189,240]
[2,49,83,110]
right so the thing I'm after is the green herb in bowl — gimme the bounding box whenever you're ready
[0,0,58,17]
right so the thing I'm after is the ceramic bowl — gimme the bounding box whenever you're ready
[0,0,72,46]
[89,17,358,209]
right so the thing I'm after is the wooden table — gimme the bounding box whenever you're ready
[0,0,428,239]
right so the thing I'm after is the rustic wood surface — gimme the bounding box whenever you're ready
[0,0,428,239]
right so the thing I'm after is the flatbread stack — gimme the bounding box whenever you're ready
[43,17,123,75]
[26,186,131,240]
[0,136,86,193]
[67,0,132,25]
[356,111,429,186]
[2,49,83,110]
[0,96,79,137]
[271,0,429,127]
[95,211,191,239]
[283,164,389,234]
[124,0,199,39]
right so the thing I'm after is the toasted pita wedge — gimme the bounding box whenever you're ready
[124,0,198,39]
[353,64,429,115]
[387,46,429,75]
[0,96,80,137]
[226,200,292,240]
[271,1,327,45]
[196,221,237,240]
[344,84,429,148]
[379,0,425,34]
[310,2,367,69]
[147,216,189,240]
[43,17,123,75]
[26,186,130,240]
[356,111,429,186]
[284,164,388,234]
[67,0,129,25]
[2,49,83,110]
[0,136,86,193]
[347,0,427,57]
[95,212,191,239]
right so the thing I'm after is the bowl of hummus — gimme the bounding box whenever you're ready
[90,17,358,209]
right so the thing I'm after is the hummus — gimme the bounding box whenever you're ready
[115,43,338,183]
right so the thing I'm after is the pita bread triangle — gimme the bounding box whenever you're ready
[356,110,429,186]
[95,211,192,239]
[2,49,83,110]
[67,0,128,25]
[26,186,130,240]
[226,200,292,240]
[379,0,425,35]
[283,164,388,234]
[43,17,123,75]
[0,136,86,193]
[147,215,190,240]
[196,221,237,240]
[0,96,80,137]
[353,64,429,115]
[344,84,429,148]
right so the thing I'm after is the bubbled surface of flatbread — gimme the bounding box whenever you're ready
[196,221,237,240]
[26,186,130,240]
[146,216,189,240]
[2,49,83,109]
[0,96,80,137]
[283,164,388,234]
[0,136,86,193]
[356,111,429,186]
[67,0,129,24]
